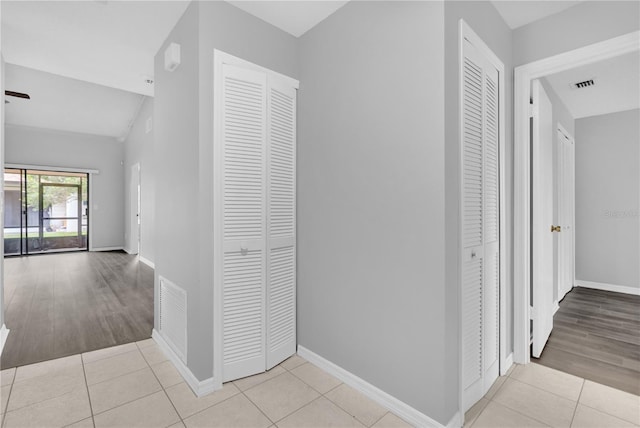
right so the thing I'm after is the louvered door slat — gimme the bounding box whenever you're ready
[222,64,267,382]
[266,79,297,369]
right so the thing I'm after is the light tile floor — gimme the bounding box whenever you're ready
[465,362,640,428]
[1,340,638,428]
[0,340,412,428]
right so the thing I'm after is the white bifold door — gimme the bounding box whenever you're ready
[214,51,298,383]
[461,37,500,412]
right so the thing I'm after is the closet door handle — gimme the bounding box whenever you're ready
[240,245,248,256]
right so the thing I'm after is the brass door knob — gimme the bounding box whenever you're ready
[551,225,561,232]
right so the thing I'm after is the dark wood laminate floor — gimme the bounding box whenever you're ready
[1,251,153,369]
[535,286,640,395]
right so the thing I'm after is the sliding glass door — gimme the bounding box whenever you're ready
[3,169,89,255]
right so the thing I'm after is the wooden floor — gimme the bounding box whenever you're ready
[1,251,153,369]
[535,286,640,395]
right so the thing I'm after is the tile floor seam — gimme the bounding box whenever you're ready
[506,375,582,403]
[467,399,490,428]
[288,368,339,396]
[174,386,241,423]
[485,399,553,428]
[80,354,97,428]
[86,364,150,388]
[271,394,325,425]
[320,383,380,427]
[90,388,162,417]
[569,380,586,427]
[1,380,15,428]
[577,400,640,425]
[369,412,391,428]
[146,356,184,426]
[82,347,142,367]
[240,389,277,426]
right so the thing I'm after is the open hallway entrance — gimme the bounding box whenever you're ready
[1,251,153,369]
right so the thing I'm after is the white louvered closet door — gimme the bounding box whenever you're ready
[221,63,268,382]
[266,76,297,370]
[461,38,500,412]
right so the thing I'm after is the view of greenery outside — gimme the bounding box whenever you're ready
[26,174,88,213]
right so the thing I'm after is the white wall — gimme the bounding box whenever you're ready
[297,2,450,423]
[5,125,125,250]
[124,97,154,264]
[575,109,639,289]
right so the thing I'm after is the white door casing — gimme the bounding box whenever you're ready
[557,126,575,301]
[213,50,299,386]
[531,80,554,359]
[129,163,140,255]
[461,28,501,412]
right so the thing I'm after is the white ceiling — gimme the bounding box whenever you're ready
[544,51,640,119]
[226,1,349,37]
[491,1,584,29]
[5,64,145,140]
[1,0,190,96]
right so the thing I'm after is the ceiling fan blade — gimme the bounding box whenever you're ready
[5,90,31,99]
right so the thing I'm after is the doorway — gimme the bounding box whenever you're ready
[513,31,640,364]
[3,168,89,255]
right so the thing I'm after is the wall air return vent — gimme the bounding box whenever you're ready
[573,79,595,89]
[159,276,187,363]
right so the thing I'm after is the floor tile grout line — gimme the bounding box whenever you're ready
[569,379,586,427]
[0,376,16,428]
[240,389,278,426]
[80,354,97,428]
[505,375,583,402]
[485,398,553,427]
[144,351,185,426]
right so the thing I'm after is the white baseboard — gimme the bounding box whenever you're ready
[501,353,514,376]
[553,301,560,314]
[139,256,155,269]
[152,329,218,397]
[297,345,447,428]
[91,246,124,252]
[0,325,10,355]
[576,280,640,296]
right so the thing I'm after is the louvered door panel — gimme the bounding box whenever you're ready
[482,69,500,385]
[462,44,484,403]
[221,64,267,382]
[266,80,297,369]
[462,37,501,412]
[462,258,483,388]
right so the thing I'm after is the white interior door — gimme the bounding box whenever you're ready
[557,129,575,300]
[531,80,554,358]
[266,76,297,370]
[221,63,268,382]
[129,163,140,255]
[461,37,500,411]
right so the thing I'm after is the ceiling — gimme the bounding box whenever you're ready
[544,51,640,119]
[491,1,584,29]
[1,0,190,97]
[226,1,349,37]
[5,64,145,140]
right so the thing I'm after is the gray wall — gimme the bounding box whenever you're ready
[124,97,154,263]
[575,109,639,288]
[444,1,513,379]
[5,125,124,250]
[539,78,574,303]
[513,1,640,66]
[154,0,297,381]
[297,1,450,423]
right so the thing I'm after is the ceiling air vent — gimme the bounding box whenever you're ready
[574,79,595,89]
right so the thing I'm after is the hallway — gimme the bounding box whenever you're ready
[1,252,153,369]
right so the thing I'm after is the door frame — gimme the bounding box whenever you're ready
[513,30,640,364]
[128,163,141,255]
[458,19,507,415]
